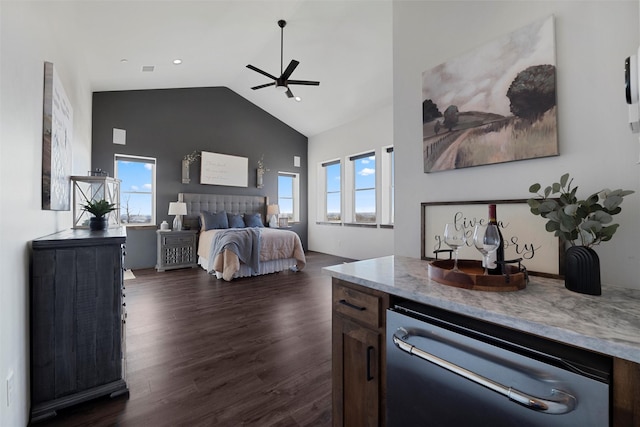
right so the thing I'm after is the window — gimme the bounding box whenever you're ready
[114,154,156,225]
[278,172,300,222]
[351,152,376,223]
[390,148,394,223]
[323,160,341,221]
[381,146,394,225]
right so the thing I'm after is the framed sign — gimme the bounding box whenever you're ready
[200,151,248,187]
[421,199,563,278]
[42,61,73,210]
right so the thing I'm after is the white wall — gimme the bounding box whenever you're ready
[0,2,93,425]
[308,105,394,260]
[393,1,640,289]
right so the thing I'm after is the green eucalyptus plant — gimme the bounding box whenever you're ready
[83,199,117,218]
[527,173,634,248]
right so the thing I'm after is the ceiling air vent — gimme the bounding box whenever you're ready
[142,65,155,72]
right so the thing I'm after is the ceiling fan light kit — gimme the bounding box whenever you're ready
[247,19,320,99]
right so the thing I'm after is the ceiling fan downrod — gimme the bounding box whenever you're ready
[279,20,286,75]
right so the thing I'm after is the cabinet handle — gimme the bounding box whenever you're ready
[339,299,366,311]
[366,346,374,381]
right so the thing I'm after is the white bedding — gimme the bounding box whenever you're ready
[198,228,306,281]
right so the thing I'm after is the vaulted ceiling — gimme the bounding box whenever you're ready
[46,0,393,137]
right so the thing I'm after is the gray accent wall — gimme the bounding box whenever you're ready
[92,86,308,269]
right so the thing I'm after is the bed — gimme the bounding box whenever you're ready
[178,193,306,281]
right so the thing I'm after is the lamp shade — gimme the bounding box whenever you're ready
[267,204,280,216]
[168,202,187,216]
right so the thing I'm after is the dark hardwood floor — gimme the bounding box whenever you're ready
[33,251,353,427]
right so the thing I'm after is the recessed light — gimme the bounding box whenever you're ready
[295,96,301,102]
[120,59,128,63]
[173,59,182,65]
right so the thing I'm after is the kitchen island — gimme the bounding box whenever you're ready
[325,255,640,427]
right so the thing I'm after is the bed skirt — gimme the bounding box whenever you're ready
[198,256,299,279]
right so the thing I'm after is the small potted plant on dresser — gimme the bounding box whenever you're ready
[83,199,117,231]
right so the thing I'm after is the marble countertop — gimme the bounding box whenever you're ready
[324,255,640,364]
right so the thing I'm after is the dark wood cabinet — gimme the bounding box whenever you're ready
[613,357,640,426]
[331,276,640,427]
[332,278,390,427]
[30,228,128,422]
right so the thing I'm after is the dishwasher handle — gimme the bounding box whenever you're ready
[392,329,577,415]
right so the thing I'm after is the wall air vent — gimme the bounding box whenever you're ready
[142,65,155,72]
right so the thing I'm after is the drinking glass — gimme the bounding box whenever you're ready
[443,223,466,272]
[473,223,501,275]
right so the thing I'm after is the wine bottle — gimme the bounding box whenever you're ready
[487,204,505,275]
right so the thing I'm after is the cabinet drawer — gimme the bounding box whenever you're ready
[333,281,381,328]
[161,235,194,247]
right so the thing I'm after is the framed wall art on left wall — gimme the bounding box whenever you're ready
[42,61,73,210]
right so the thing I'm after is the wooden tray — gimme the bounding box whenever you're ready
[428,259,526,292]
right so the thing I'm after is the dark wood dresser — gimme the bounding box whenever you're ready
[30,228,128,422]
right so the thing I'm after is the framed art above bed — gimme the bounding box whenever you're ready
[199,151,248,187]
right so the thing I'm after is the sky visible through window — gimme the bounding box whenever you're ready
[326,163,341,219]
[278,175,293,217]
[117,160,153,223]
[355,156,375,216]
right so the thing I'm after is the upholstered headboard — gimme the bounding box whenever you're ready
[178,193,268,230]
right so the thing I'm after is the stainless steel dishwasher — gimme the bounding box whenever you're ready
[386,301,611,426]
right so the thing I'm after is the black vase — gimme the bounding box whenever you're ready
[564,246,601,295]
[89,217,108,231]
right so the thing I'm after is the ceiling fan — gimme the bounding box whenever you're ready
[247,20,320,99]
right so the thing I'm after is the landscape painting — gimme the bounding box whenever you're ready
[423,16,558,173]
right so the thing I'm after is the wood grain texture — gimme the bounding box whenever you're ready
[428,259,525,292]
[31,234,127,422]
[331,279,390,427]
[35,252,353,427]
[613,357,640,426]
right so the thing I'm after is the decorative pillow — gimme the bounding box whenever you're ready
[227,212,246,228]
[243,212,264,228]
[200,210,229,231]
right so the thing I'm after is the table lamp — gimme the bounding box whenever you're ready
[168,202,187,231]
[267,204,280,228]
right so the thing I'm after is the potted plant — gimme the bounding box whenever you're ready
[83,199,117,231]
[527,173,634,295]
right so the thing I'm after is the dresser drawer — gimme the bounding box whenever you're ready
[161,234,195,247]
[333,280,382,328]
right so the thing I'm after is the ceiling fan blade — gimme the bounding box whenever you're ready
[247,64,278,81]
[251,82,276,90]
[287,80,320,86]
[285,88,295,98]
[281,60,299,81]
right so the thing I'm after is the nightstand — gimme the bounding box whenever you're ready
[156,229,198,272]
